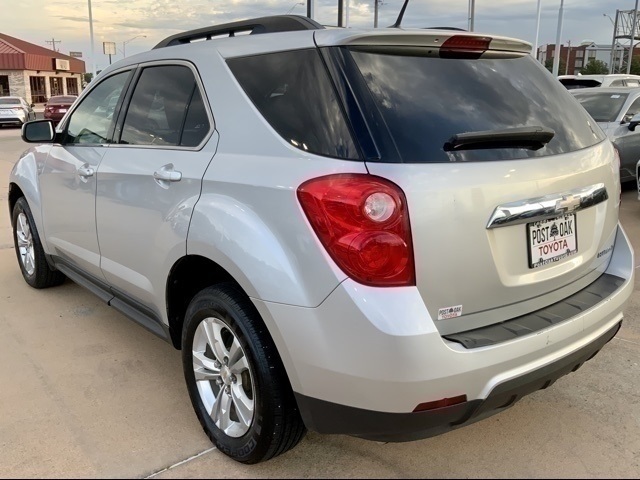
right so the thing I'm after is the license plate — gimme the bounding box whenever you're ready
[58,108,67,113]
[527,214,577,268]
[0,109,11,115]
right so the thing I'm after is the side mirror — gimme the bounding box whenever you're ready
[30,103,35,108]
[22,120,55,143]
[629,113,640,131]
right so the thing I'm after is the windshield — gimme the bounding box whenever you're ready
[0,98,20,105]
[347,49,604,162]
[573,92,628,122]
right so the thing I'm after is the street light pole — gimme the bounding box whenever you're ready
[552,0,565,77]
[122,35,146,58]
[468,0,476,32]
[533,0,542,59]
[88,0,96,79]
[628,0,639,74]
[610,11,619,73]
[306,0,315,19]
[345,0,350,27]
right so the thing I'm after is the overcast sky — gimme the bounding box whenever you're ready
[0,0,625,70]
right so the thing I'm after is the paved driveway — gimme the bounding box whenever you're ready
[1,126,639,478]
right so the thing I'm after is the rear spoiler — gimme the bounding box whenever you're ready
[314,30,532,56]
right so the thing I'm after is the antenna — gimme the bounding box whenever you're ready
[390,0,410,28]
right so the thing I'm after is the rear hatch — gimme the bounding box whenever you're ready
[320,31,619,335]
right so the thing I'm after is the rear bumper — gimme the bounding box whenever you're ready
[253,223,633,438]
[295,321,621,442]
[0,117,23,125]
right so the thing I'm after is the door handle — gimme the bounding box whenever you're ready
[77,165,95,178]
[153,165,182,183]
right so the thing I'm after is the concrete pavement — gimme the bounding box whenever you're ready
[0,126,639,478]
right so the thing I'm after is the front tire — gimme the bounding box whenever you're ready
[12,197,65,288]
[182,284,306,464]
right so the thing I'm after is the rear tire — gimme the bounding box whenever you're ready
[12,197,65,288]
[182,283,306,464]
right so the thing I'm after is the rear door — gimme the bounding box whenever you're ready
[342,46,618,334]
[96,62,216,314]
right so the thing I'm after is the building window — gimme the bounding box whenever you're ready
[575,59,583,68]
[576,50,584,58]
[0,75,9,96]
[29,76,46,103]
[66,77,79,96]
[588,51,596,59]
[50,77,63,96]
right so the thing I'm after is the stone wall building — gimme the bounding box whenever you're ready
[0,33,85,104]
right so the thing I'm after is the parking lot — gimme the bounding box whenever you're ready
[0,125,639,478]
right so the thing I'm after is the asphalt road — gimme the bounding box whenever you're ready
[0,126,639,478]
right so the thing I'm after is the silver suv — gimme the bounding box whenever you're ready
[8,15,635,464]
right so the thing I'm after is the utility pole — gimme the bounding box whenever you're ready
[45,38,61,52]
[628,0,639,74]
[338,0,344,27]
[565,39,571,75]
[468,0,476,32]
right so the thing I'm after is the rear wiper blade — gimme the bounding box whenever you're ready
[443,126,555,152]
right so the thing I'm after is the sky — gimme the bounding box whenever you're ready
[0,0,626,71]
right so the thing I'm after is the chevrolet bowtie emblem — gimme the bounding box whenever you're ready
[556,194,581,213]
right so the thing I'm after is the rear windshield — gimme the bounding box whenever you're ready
[0,98,20,105]
[560,79,603,90]
[349,50,605,163]
[572,92,628,122]
[49,96,76,104]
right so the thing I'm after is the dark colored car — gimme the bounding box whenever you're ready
[44,95,77,124]
[572,87,640,183]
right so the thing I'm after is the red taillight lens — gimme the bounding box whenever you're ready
[297,174,415,287]
[440,35,492,59]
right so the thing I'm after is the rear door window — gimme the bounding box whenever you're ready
[348,50,605,163]
[227,49,359,160]
[120,65,210,147]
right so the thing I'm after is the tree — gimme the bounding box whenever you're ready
[545,58,567,75]
[629,58,640,75]
[580,59,609,75]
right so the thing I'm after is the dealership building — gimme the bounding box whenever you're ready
[0,33,85,104]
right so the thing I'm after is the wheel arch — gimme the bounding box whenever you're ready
[165,253,302,396]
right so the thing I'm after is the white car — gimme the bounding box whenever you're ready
[559,73,640,90]
[0,96,36,126]
[9,14,634,464]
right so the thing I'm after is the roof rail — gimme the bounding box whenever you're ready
[153,15,324,49]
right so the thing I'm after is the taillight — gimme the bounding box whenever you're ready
[297,174,415,287]
[440,35,492,59]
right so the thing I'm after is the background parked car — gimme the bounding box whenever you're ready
[572,87,640,183]
[559,74,640,90]
[0,96,36,127]
[44,95,77,124]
